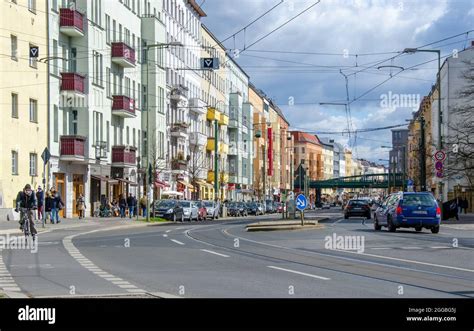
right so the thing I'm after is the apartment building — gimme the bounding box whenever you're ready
[47,0,166,217]
[0,0,48,218]
[163,0,206,199]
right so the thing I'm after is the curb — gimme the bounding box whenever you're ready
[247,224,325,232]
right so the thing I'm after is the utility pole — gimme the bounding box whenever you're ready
[420,116,426,191]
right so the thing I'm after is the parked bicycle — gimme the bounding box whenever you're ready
[93,205,112,218]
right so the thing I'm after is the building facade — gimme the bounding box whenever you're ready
[0,0,48,218]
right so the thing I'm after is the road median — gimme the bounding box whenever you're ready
[246,218,328,232]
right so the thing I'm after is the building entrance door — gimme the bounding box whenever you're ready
[54,173,65,218]
[73,175,84,217]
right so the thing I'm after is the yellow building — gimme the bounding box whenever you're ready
[0,1,47,216]
[201,24,228,200]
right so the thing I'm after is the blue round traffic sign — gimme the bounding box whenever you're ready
[296,194,308,211]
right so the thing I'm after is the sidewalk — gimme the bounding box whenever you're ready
[443,212,474,224]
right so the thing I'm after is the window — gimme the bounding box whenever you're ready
[11,35,18,61]
[29,44,38,68]
[29,99,38,123]
[71,110,78,135]
[28,0,36,13]
[52,39,58,75]
[105,15,111,44]
[112,20,116,42]
[11,93,18,118]
[157,87,164,114]
[106,68,111,97]
[133,128,136,147]
[126,126,130,145]
[106,121,110,151]
[12,151,18,175]
[53,106,59,142]
[93,51,103,86]
[29,153,37,176]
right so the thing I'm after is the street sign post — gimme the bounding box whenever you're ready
[40,147,50,228]
[296,194,307,226]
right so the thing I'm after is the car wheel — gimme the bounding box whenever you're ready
[374,217,382,231]
[387,218,396,232]
[415,226,422,232]
[431,226,440,234]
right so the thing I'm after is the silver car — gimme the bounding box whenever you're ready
[180,201,199,221]
[203,200,219,220]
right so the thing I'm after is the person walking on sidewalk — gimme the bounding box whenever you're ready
[51,190,64,224]
[462,198,469,214]
[76,193,86,219]
[45,192,53,223]
[127,193,136,218]
[139,195,147,217]
[119,194,127,218]
[36,186,44,222]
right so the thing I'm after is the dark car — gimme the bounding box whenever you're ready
[265,200,275,213]
[195,201,207,221]
[227,202,241,217]
[344,199,371,219]
[152,199,184,222]
[374,192,441,233]
[246,201,263,215]
[237,202,248,217]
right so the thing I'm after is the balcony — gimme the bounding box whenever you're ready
[207,170,215,183]
[206,137,216,152]
[228,142,238,156]
[60,72,85,97]
[111,146,137,167]
[59,136,86,163]
[219,142,229,154]
[219,113,229,126]
[206,107,221,122]
[170,122,189,139]
[112,95,136,118]
[111,42,136,68]
[171,158,188,171]
[170,85,188,102]
[189,98,206,115]
[190,132,207,147]
[59,8,85,37]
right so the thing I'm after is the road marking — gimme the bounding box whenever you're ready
[163,234,168,238]
[331,219,346,226]
[118,284,137,289]
[430,246,451,249]
[268,266,330,280]
[401,247,423,250]
[127,289,147,293]
[200,249,229,258]
[370,247,391,250]
[166,230,171,233]
[0,252,26,297]
[171,239,185,246]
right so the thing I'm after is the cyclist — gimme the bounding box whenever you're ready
[15,184,38,238]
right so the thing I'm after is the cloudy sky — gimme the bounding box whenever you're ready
[198,0,474,163]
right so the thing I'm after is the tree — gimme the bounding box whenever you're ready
[443,60,474,192]
[148,140,168,201]
[187,144,207,200]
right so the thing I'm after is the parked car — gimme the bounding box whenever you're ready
[180,200,199,221]
[195,201,207,221]
[374,192,441,233]
[236,202,248,217]
[203,200,219,220]
[227,202,241,217]
[322,202,331,209]
[152,200,184,222]
[246,202,264,215]
[265,200,276,213]
[344,199,371,219]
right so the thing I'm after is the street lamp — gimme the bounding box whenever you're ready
[145,41,183,222]
[403,47,442,198]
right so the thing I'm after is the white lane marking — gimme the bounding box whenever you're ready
[331,219,346,226]
[171,239,185,246]
[430,246,451,249]
[127,289,147,293]
[163,234,168,238]
[200,249,229,258]
[118,284,137,289]
[166,230,171,233]
[370,247,391,250]
[0,252,26,296]
[112,281,131,285]
[268,266,330,280]
[401,247,423,250]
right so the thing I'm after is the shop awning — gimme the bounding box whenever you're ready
[161,190,184,197]
[91,175,118,184]
[154,180,170,189]
[117,178,138,186]
[178,180,194,189]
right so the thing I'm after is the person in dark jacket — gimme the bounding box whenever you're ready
[463,198,469,214]
[45,192,54,224]
[15,184,38,236]
[127,193,136,218]
[119,194,127,218]
[51,190,64,224]
[36,186,44,221]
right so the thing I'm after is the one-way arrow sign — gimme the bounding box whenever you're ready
[201,57,219,70]
[30,46,39,58]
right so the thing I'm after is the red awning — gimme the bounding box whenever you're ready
[154,180,170,189]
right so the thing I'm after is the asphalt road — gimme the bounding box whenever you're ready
[1,209,473,298]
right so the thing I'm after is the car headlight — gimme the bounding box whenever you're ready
[167,209,173,213]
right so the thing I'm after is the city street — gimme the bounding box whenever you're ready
[1,209,472,298]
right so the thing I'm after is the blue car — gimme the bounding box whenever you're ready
[374,192,441,233]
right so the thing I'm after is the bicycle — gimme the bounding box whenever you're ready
[20,207,36,243]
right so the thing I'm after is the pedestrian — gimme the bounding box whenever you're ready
[52,190,64,224]
[36,186,44,222]
[127,193,135,218]
[139,195,147,217]
[463,197,469,214]
[76,193,86,219]
[119,194,127,218]
[45,192,53,224]
[456,197,462,214]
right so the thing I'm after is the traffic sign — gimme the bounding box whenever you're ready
[435,161,443,171]
[296,194,307,211]
[41,147,51,165]
[29,46,39,58]
[434,150,446,162]
[436,171,443,178]
[201,57,219,70]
